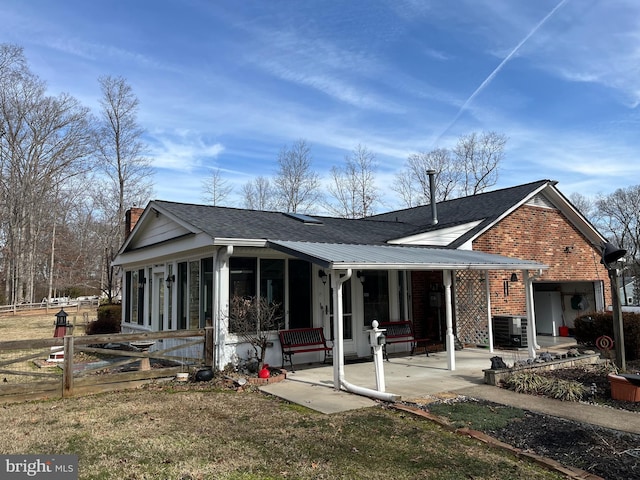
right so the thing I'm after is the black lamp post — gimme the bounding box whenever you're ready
[601,242,627,371]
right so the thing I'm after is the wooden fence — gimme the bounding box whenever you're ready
[0,329,213,403]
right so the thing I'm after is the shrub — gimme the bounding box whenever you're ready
[504,371,549,394]
[504,371,586,401]
[543,378,587,402]
[574,311,640,361]
[86,304,121,335]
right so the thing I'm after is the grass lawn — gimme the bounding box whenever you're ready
[0,384,565,480]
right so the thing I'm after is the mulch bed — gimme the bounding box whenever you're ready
[419,361,640,480]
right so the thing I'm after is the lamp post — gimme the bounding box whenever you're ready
[601,242,627,371]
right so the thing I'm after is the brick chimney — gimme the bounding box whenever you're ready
[125,207,144,236]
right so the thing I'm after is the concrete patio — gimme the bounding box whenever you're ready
[260,336,579,413]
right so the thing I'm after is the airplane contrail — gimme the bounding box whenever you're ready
[433,0,569,145]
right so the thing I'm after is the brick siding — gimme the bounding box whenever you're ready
[473,204,610,315]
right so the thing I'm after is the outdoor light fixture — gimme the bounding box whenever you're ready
[356,271,365,284]
[165,274,175,288]
[510,272,518,282]
[601,241,627,370]
[318,270,328,284]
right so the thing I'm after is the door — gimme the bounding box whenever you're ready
[152,270,166,330]
[534,291,562,336]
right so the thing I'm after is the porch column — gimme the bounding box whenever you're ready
[484,269,494,353]
[331,269,350,391]
[523,269,539,357]
[443,270,455,371]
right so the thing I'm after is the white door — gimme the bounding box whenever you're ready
[534,291,562,336]
[152,271,166,330]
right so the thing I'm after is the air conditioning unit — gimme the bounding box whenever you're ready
[492,315,528,348]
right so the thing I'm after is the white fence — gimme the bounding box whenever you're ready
[0,298,100,315]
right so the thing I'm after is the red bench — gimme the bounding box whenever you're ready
[278,327,332,371]
[378,321,430,360]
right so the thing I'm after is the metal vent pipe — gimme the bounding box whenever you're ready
[427,170,438,225]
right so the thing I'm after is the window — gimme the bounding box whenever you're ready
[288,260,311,329]
[202,258,213,328]
[363,270,389,326]
[189,260,200,329]
[230,258,256,299]
[167,264,173,330]
[229,258,256,333]
[330,277,353,340]
[260,259,284,329]
[177,262,188,329]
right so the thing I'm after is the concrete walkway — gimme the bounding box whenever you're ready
[260,340,639,434]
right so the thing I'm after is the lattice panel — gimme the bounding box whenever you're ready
[454,271,489,346]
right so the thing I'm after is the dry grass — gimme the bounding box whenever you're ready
[0,307,96,340]
[0,311,564,479]
[0,384,564,480]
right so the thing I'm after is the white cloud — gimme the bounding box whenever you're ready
[148,133,225,172]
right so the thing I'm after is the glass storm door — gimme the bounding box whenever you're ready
[153,271,165,330]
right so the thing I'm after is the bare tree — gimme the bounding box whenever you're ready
[569,192,597,221]
[454,131,506,196]
[595,185,640,305]
[94,75,153,301]
[273,139,322,213]
[202,168,232,206]
[327,144,379,218]
[242,176,276,210]
[393,131,506,208]
[0,44,94,303]
[393,148,459,206]
[229,295,282,368]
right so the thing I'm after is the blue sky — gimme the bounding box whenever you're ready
[3,0,640,211]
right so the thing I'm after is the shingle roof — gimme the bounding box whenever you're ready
[152,201,411,245]
[151,179,551,248]
[368,180,551,247]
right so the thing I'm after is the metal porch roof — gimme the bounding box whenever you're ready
[267,240,548,271]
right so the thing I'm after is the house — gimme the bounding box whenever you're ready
[112,179,610,375]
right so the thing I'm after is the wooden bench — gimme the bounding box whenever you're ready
[378,321,430,361]
[278,327,332,371]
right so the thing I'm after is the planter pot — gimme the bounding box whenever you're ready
[246,368,287,385]
[608,374,640,402]
[175,372,189,382]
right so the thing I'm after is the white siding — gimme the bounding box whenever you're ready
[135,215,193,248]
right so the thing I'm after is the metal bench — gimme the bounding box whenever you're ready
[378,320,430,360]
[278,327,332,371]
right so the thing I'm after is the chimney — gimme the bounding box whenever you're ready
[427,170,438,225]
[125,207,144,236]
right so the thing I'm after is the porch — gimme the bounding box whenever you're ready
[260,336,578,413]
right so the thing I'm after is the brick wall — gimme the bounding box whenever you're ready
[473,204,610,315]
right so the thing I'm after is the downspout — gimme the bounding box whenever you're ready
[214,245,233,370]
[332,269,400,402]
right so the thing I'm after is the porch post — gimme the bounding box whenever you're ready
[485,269,494,353]
[523,269,539,357]
[443,270,455,371]
[331,269,351,391]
